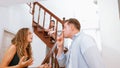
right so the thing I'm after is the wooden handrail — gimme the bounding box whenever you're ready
[34,2,63,24]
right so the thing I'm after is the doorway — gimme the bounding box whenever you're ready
[0,30,15,63]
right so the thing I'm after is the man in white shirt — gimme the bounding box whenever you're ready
[56,18,105,68]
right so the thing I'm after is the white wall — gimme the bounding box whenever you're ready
[98,0,120,68]
[0,7,9,48]
[7,4,32,32]
[30,33,46,67]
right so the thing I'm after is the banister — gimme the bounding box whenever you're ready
[34,2,63,24]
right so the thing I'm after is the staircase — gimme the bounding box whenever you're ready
[28,2,65,68]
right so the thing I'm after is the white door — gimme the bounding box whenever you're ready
[0,30,15,63]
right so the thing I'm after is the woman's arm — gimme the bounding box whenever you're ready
[1,56,33,68]
[0,44,33,68]
[1,44,16,66]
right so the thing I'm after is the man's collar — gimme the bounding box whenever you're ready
[72,31,81,40]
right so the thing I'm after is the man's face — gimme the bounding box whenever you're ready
[63,22,72,38]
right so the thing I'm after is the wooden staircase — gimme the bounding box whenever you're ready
[28,2,65,68]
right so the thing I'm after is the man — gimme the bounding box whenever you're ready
[56,18,105,68]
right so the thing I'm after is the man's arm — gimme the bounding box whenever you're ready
[56,32,66,67]
[0,45,33,68]
[57,40,66,67]
[56,52,66,67]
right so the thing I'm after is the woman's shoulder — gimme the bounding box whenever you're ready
[0,44,17,66]
[3,44,17,58]
[8,44,16,51]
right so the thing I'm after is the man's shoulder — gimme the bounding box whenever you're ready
[79,32,94,41]
[78,32,96,53]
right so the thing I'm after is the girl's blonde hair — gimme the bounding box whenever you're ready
[11,28,32,59]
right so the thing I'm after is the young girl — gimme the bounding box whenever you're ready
[44,20,56,43]
[48,20,56,36]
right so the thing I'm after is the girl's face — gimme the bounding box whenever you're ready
[50,21,55,27]
[27,30,33,43]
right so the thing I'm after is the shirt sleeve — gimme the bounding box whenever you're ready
[56,52,66,67]
[83,46,105,68]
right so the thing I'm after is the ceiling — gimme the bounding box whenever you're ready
[0,0,44,7]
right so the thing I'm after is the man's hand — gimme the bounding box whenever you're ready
[57,32,64,49]
[56,32,64,57]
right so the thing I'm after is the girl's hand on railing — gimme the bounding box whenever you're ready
[37,63,51,68]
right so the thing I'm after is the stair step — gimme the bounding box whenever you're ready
[32,22,37,27]
[37,27,43,32]
[44,35,49,38]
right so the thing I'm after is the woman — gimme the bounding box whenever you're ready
[0,28,33,68]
